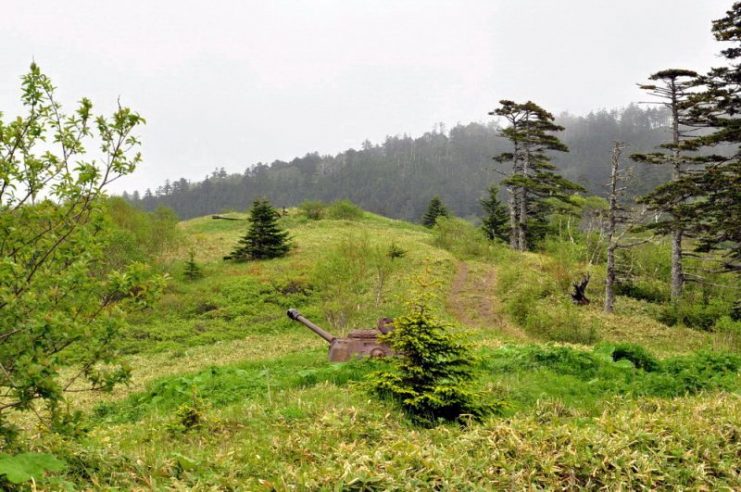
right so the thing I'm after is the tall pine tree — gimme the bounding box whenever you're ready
[631,69,701,301]
[639,3,741,277]
[224,199,290,261]
[682,2,741,274]
[490,100,583,251]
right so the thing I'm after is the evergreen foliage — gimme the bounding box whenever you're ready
[480,184,510,242]
[631,69,702,300]
[224,199,290,261]
[386,242,407,260]
[183,251,204,281]
[371,300,495,427]
[672,2,741,274]
[127,106,671,221]
[490,100,584,250]
[422,196,448,227]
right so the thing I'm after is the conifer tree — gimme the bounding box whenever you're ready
[422,196,449,228]
[490,100,583,251]
[371,299,491,426]
[631,69,701,301]
[224,199,290,261]
[675,2,741,274]
[184,250,204,281]
[480,184,509,242]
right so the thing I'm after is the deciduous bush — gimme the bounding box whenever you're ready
[298,200,326,220]
[326,199,363,220]
[432,217,491,259]
[0,64,165,442]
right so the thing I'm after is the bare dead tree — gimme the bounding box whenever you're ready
[603,142,653,313]
[604,142,625,313]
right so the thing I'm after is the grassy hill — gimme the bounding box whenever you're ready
[19,208,740,490]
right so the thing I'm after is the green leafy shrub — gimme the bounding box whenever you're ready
[659,300,732,330]
[312,234,401,329]
[432,216,491,259]
[714,316,741,351]
[94,354,375,424]
[611,343,660,371]
[0,453,66,486]
[103,199,182,269]
[326,199,364,220]
[523,300,601,344]
[615,279,669,303]
[299,200,327,220]
[0,64,166,440]
[168,389,209,433]
[483,344,740,405]
[371,301,499,427]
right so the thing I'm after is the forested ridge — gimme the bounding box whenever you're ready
[127,105,673,220]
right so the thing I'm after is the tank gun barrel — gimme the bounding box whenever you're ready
[287,309,336,344]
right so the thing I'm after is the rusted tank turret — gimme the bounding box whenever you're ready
[287,308,394,362]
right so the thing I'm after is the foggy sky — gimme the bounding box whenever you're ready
[0,0,731,193]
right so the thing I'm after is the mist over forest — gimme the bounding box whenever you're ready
[126,104,672,220]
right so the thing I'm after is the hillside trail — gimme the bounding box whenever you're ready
[446,260,528,342]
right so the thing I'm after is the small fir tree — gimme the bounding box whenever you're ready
[224,199,290,261]
[480,184,509,242]
[183,250,203,281]
[387,242,407,260]
[371,299,496,427]
[422,196,449,228]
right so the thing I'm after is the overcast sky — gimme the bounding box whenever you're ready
[0,0,731,193]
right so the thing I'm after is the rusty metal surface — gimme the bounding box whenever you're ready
[287,309,394,362]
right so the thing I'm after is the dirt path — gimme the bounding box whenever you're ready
[446,261,528,341]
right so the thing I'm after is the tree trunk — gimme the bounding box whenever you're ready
[510,140,523,250]
[671,228,684,301]
[605,243,617,313]
[669,80,684,302]
[517,115,532,252]
[604,142,623,314]
[508,187,518,249]
[517,185,527,251]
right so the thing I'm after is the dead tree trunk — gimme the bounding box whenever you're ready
[604,142,623,313]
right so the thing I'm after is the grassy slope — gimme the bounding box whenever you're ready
[29,211,740,490]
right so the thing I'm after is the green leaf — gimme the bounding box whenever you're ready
[0,453,66,484]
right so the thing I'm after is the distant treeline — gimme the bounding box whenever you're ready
[126,104,673,221]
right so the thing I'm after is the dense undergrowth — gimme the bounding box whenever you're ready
[31,342,740,489]
[5,207,740,490]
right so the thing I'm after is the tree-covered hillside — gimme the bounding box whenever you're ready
[127,105,671,220]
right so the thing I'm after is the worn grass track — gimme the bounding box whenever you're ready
[446,260,528,342]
